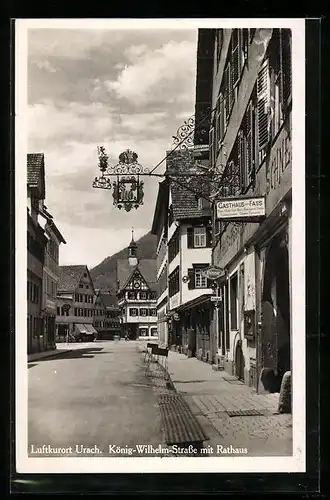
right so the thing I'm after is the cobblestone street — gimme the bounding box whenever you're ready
[161,347,293,456]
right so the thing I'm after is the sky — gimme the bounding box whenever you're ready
[27,24,198,268]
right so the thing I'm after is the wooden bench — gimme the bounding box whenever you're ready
[158,393,208,452]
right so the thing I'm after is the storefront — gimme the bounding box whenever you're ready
[174,295,214,362]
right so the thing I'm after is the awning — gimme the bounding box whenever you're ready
[76,324,88,334]
[84,324,97,334]
[176,294,213,313]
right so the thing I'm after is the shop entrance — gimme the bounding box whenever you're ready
[261,231,291,392]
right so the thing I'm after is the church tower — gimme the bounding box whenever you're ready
[128,229,138,267]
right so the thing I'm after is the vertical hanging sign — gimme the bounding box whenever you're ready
[244,251,256,311]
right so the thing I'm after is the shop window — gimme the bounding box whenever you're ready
[230,273,238,330]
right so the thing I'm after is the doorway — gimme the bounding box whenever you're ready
[235,340,245,381]
[261,231,291,392]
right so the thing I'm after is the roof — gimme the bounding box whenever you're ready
[117,259,157,292]
[27,153,46,199]
[58,265,93,293]
[170,181,210,220]
[39,207,66,244]
[99,293,118,308]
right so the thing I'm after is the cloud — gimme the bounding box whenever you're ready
[36,59,57,73]
[106,40,197,106]
[26,28,198,268]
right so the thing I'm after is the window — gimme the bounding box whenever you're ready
[195,268,208,288]
[150,308,157,316]
[216,29,223,66]
[150,328,158,337]
[140,308,147,316]
[139,328,148,337]
[57,307,60,315]
[127,291,136,300]
[168,228,180,263]
[257,59,270,162]
[238,97,256,193]
[187,226,212,248]
[230,273,238,330]
[129,308,138,316]
[168,266,180,298]
[187,264,210,290]
[140,292,147,300]
[193,227,206,248]
[85,284,89,289]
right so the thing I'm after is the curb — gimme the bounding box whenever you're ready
[28,349,72,363]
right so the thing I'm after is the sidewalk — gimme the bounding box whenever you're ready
[28,346,72,363]
[139,343,292,456]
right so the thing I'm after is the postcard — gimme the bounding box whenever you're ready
[16,17,306,475]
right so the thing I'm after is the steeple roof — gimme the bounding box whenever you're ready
[129,229,137,249]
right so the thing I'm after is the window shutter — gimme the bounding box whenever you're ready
[246,102,253,181]
[206,226,213,247]
[187,227,194,248]
[231,29,240,87]
[257,59,270,151]
[187,268,195,289]
[238,130,244,191]
[281,29,291,108]
[209,126,215,167]
[207,277,213,289]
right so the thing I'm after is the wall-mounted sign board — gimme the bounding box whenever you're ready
[216,196,265,222]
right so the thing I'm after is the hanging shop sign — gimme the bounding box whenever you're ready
[201,265,225,281]
[173,313,180,321]
[216,196,265,222]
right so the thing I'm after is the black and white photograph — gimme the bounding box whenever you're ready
[16,18,305,474]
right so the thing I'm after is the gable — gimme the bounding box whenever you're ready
[124,269,150,291]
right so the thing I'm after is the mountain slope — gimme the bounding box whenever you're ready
[90,231,157,292]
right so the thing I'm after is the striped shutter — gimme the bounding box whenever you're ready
[281,28,292,106]
[209,126,215,167]
[257,59,270,152]
[219,92,224,142]
[245,101,253,181]
[231,29,240,87]
[237,130,245,191]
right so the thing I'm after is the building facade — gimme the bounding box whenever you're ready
[27,153,48,354]
[199,28,292,392]
[39,205,66,351]
[151,150,214,358]
[117,234,158,340]
[56,265,97,341]
[93,290,121,340]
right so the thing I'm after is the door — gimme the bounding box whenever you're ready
[235,340,245,381]
[261,231,291,390]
